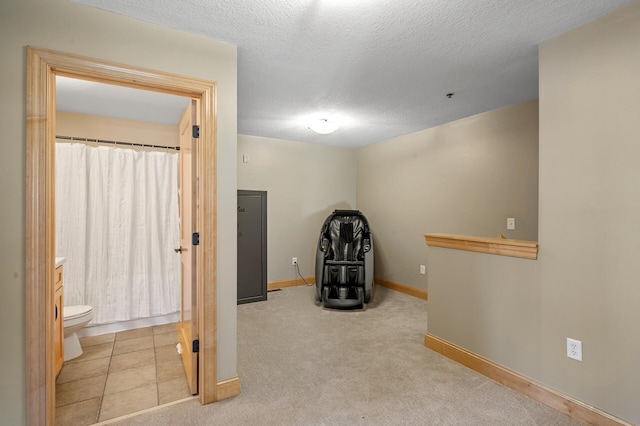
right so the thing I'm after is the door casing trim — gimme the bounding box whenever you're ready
[25,46,218,425]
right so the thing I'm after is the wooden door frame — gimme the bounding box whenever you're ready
[25,46,218,425]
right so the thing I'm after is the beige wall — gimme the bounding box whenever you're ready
[0,1,237,423]
[56,111,179,148]
[538,2,640,421]
[238,135,357,280]
[357,100,539,289]
[426,249,541,377]
[426,2,640,424]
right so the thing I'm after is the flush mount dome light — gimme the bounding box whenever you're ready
[308,119,339,135]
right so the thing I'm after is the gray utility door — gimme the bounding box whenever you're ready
[237,190,267,304]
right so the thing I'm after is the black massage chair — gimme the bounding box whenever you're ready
[315,210,374,309]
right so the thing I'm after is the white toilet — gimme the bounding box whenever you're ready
[63,305,94,361]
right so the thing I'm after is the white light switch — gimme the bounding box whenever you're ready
[420,265,426,275]
[507,217,515,230]
[242,154,249,163]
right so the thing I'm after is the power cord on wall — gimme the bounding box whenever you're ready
[294,261,313,286]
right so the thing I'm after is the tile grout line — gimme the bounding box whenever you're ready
[153,329,160,407]
[95,335,116,423]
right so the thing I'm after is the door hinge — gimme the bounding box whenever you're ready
[192,339,199,353]
[192,232,200,246]
[192,125,200,139]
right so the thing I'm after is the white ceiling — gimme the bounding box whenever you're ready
[67,0,632,147]
[56,76,190,126]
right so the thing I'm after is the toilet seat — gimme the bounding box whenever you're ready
[64,305,93,321]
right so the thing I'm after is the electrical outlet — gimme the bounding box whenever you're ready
[292,257,297,265]
[420,265,426,275]
[567,338,582,361]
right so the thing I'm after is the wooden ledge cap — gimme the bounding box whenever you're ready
[424,233,538,260]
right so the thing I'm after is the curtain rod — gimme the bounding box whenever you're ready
[56,135,180,151]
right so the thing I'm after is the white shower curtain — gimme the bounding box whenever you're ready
[55,143,181,324]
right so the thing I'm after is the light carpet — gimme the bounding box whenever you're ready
[108,285,579,425]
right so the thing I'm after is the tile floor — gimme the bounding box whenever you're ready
[55,323,192,425]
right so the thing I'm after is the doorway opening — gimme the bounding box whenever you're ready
[26,46,219,425]
[53,77,196,423]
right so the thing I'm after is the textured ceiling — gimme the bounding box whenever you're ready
[72,0,632,147]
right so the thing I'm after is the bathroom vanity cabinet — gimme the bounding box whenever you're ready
[54,264,64,376]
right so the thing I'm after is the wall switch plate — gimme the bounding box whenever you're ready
[567,338,582,361]
[242,154,249,163]
[507,217,516,230]
[420,265,426,275]
[292,257,297,265]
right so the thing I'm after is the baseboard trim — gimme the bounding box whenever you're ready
[269,276,428,302]
[268,276,315,291]
[216,376,240,401]
[375,277,428,300]
[424,334,632,426]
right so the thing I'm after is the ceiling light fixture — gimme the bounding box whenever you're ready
[308,119,339,135]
